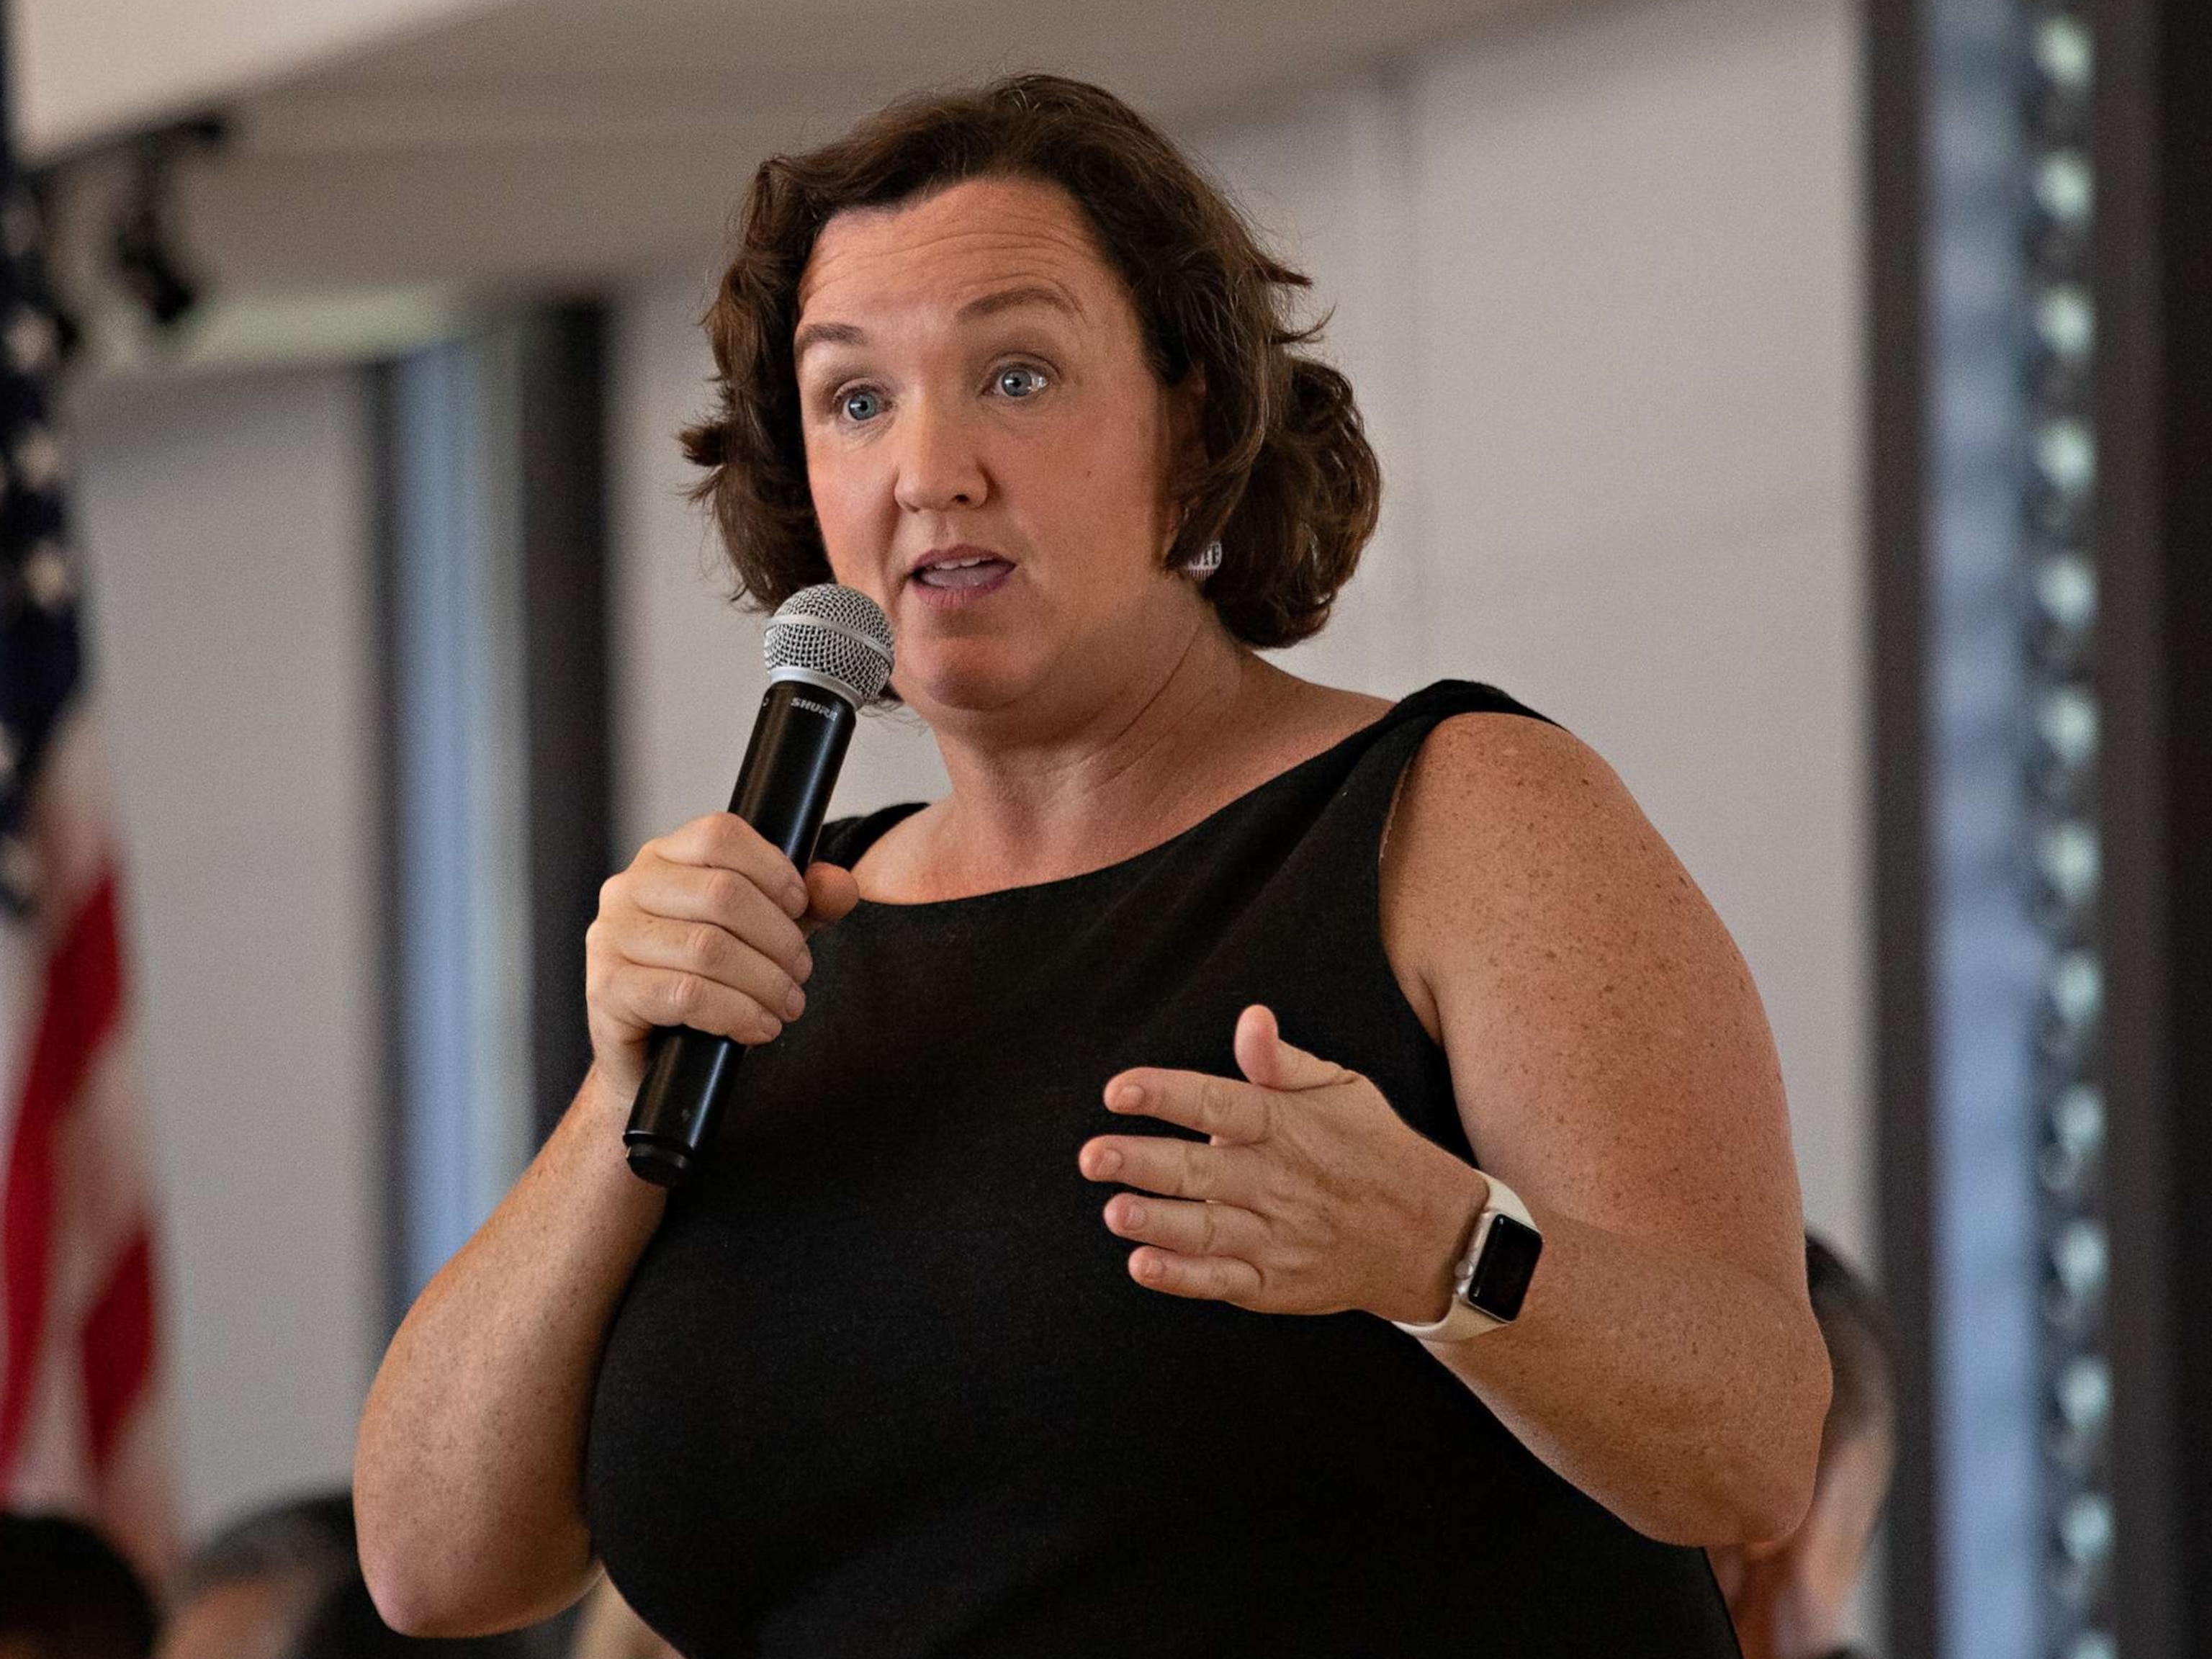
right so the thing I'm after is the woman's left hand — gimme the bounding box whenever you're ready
[1079,1004,1488,1324]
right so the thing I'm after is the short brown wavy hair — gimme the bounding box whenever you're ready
[682,72,1382,650]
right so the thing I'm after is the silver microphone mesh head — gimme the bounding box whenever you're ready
[763,583,896,705]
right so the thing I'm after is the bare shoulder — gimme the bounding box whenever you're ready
[1260,674,1393,753]
[847,799,945,899]
[1383,711,1632,870]
[1378,712,1801,1267]
[1378,713,1683,1040]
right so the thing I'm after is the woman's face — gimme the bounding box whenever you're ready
[794,174,1203,724]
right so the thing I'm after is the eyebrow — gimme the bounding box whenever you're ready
[793,284,1084,364]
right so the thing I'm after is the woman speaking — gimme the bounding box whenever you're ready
[355,73,1829,1657]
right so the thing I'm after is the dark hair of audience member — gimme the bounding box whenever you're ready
[174,1488,359,1604]
[0,1511,158,1659]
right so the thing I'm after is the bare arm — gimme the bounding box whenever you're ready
[356,818,858,1635]
[354,1066,663,1633]
[1383,713,1829,1544]
[1078,714,1827,1547]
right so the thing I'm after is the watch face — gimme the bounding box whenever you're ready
[1465,1214,1543,1321]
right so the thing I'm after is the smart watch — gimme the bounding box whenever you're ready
[1390,1174,1544,1342]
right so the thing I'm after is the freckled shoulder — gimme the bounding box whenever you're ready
[1376,712,1641,1046]
[1377,711,1799,1266]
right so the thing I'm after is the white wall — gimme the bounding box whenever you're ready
[608,0,1870,1264]
[1220,0,1870,1258]
[68,366,380,1536]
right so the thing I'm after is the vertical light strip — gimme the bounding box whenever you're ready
[388,331,536,1307]
[1925,0,2046,1652]
[2018,6,2111,1658]
[1924,0,2115,1651]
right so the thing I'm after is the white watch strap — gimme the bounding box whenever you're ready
[1390,1173,1535,1343]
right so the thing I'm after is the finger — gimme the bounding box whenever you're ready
[1233,1004,1355,1094]
[1126,1247,1264,1304]
[1103,1192,1266,1262]
[1079,1134,1254,1205]
[609,963,786,1047]
[1103,1069,1269,1145]
[621,862,811,976]
[652,812,809,919]
[801,861,861,932]
[605,912,807,1025]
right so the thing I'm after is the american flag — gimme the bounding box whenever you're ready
[0,34,178,1581]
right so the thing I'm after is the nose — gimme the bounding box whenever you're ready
[891,394,988,515]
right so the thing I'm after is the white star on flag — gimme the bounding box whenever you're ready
[13,423,61,491]
[6,306,55,376]
[22,539,72,610]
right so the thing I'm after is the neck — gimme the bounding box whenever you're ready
[914,618,1298,891]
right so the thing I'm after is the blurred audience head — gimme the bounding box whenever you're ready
[158,1488,545,1659]
[0,1511,158,1659]
[158,1489,359,1659]
[1709,1233,1897,1659]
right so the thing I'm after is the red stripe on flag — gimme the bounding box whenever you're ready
[79,1226,154,1474]
[0,868,124,1483]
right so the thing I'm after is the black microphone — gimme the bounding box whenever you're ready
[623,583,896,1187]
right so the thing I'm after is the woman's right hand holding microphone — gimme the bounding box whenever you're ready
[359,807,860,1630]
[584,811,860,1105]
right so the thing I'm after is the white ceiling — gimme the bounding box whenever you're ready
[271,0,1532,111]
[38,0,1562,307]
[12,0,507,159]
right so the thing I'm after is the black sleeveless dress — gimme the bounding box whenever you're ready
[585,680,1743,1658]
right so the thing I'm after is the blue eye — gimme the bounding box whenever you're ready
[996,365,1048,399]
[840,389,884,423]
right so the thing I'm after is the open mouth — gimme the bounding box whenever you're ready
[912,557,1015,590]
